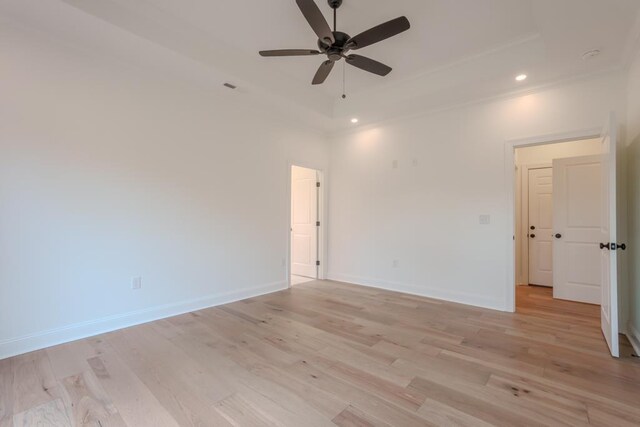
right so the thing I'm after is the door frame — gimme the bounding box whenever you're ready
[504,127,602,312]
[520,163,552,286]
[286,161,327,288]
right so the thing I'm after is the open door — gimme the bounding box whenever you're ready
[552,155,603,305]
[599,113,619,357]
[291,166,319,279]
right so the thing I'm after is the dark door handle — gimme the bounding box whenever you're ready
[530,226,536,230]
[600,243,610,250]
[529,234,535,238]
[619,243,627,251]
[555,233,562,239]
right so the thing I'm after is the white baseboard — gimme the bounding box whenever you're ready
[327,273,506,312]
[0,281,287,361]
[627,322,640,356]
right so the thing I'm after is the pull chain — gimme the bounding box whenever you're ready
[342,61,347,99]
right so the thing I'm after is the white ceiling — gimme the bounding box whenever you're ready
[3,0,640,132]
[136,0,538,96]
[256,0,538,96]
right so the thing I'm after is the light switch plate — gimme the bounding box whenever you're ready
[479,215,491,225]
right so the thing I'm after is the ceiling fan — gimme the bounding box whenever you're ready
[259,0,410,85]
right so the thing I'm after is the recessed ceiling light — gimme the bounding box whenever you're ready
[515,74,527,82]
[351,118,359,124]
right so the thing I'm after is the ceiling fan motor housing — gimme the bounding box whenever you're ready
[328,0,343,9]
[318,31,351,61]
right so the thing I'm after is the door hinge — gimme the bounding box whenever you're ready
[316,182,320,188]
[316,221,320,227]
[316,260,320,266]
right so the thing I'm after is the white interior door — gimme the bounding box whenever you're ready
[552,155,604,305]
[599,114,619,358]
[291,166,318,279]
[528,168,554,287]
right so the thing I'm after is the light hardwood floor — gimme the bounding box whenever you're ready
[1,282,639,426]
[290,275,315,286]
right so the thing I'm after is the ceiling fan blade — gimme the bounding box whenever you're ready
[346,16,410,50]
[346,55,392,76]
[296,0,335,45]
[312,60,335,85]
[259,49,321,57]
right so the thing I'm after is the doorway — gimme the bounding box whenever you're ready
[506,116,620,357]
[290,165,321,286]
[516,139,604,300]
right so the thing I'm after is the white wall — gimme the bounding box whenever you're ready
[514,138,602,285]
[627,45,640,350]
[328,72,626,311]
[0,24,329,359]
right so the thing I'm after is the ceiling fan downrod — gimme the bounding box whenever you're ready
[329,0,342,31]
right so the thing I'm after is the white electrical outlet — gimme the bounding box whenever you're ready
[392,160,399,169]
[393,260,400,268]
[131,276,142,290]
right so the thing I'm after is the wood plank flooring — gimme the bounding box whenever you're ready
[1,282,639,426]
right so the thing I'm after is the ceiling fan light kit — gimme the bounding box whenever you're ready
[259,0,410,85]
